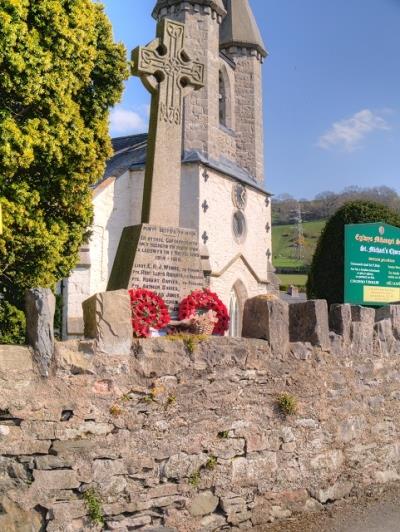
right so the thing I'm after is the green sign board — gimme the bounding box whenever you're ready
[345,222,400,306]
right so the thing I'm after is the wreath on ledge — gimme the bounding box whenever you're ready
[178,289,230,336]
[129,288,171,338]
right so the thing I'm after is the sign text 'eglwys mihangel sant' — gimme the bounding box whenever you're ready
[345,223,400,306]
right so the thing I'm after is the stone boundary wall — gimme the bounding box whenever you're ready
[1,300,400,530]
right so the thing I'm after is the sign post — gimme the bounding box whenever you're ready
[345,223,400,306]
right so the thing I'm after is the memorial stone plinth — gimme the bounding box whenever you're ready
[107,224,205,317]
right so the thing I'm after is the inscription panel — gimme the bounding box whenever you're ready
[108,224,205,318]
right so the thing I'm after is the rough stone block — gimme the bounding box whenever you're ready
[350,306,375,354]
[0,496,43,532]
[311,481,353,503]
[232,454,277,486]
[33,470,80,490]
[374,318,395,353]
[289,300,330,350]
[188,491,219,517]
[0,346,33,376]
[25,288,55,376]
[82,290,132,355]
[55,342,94,375]
[376,305,400,340]
[329,304,352,343]
[242,296,289,354]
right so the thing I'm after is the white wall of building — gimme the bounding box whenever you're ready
[63,169,144,338]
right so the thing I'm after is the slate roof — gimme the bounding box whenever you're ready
[98,134,147,184]
[112,133,147,154]
[98,134,270,196]
[220,0,267,57]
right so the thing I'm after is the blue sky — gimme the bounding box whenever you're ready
[102,0,400,199]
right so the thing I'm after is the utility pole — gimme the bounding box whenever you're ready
[290,203,306,261]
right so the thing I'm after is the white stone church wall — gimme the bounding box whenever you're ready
[199,168,270,275]
[198,166,271,309]
[90,170,144,295]
[63,169,144,337]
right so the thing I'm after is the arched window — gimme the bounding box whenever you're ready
[219,70,227,126]
[229,288,240,337]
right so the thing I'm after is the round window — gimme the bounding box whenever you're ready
[232,210,247,243]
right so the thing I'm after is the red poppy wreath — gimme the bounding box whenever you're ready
[129,288,171,338]
[178,288,230,335]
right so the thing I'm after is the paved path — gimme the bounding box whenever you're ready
[331,499,400,531]
[263,486,400,532]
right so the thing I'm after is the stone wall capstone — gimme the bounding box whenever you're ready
[288,299,330,350]
[82,289,132,356]
[25,288,55,377]
[242,295,289,354]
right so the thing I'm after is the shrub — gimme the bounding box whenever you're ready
[0,300,26,345]
[0,0,128,314]
[307,201,400,306]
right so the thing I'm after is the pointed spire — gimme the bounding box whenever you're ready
[152,0,226,20]
[220,0,267,57]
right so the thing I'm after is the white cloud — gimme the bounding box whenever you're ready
[318,109,390,152]
[109,107,147,135]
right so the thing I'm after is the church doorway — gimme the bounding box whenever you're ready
[228,280,248,337]
[229,288,240,337]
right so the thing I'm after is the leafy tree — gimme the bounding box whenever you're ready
[0,1,129,325]
[307,201,400,306]
[0,300,26,344]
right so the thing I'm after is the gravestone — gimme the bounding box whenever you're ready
[107,18,206,317]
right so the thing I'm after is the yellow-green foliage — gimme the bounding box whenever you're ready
[277,393,298,416]
[83,488,104,526]
[167,333,208,354]
[0,1,128,312]
[205,456,217,471]
[0,300,25,344]
[188,470,201,488]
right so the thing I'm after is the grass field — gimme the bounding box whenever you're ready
[277,273,308,288]
[272,220,326,269]
[272,220,326,288]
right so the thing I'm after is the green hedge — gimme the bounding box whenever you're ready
[307,201,400,306]
[0,300,26,345]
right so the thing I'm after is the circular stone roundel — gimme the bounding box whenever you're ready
[232,184,247,211]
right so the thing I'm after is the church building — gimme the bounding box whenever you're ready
[62,0,276,339]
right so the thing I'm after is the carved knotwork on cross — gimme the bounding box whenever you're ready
[266,248,272,260]
[132,18,204,126]
[131,18,205,226]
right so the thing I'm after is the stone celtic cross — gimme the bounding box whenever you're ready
[132,18,205,227]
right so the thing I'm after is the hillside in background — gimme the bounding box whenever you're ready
[273,186,400,225]
[271,186,400,289]
[272,220,326,288]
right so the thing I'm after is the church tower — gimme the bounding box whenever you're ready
[152,0,228,162]
[153,0,267,185]
[220,0,267,184]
